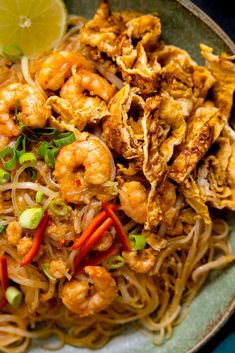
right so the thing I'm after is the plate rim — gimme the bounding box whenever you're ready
[177,0,235,54]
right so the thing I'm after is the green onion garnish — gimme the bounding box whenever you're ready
[0,225,7,234]
[0,168,10,184]
[129,234,146,251]
[20,126,38,142]
[103,255,125,270]
[2,44,24,61]
[5,286,23,308]
[35,127,57,136]
[41,263,57,283]
[35,191,44,204]
[38,141,51,157]
[26,167,37,181]
[19,207,44,229]
[54,132,76,147]
[0,147,17,170]
[19,152,37,165]
[49,199,69,217]
[45,147,58,168]
[15,135,26,159]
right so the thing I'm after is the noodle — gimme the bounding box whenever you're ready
[0,1,235,352]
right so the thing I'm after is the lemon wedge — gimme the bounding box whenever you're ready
[0,0,67,57]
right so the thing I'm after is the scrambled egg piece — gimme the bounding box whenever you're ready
[170,101,226,183]
[103,84,145,160]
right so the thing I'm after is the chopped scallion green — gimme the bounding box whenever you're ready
[26,167,37,181]
[38,141,51,157]
[20,125,38,142]
[45,147,58,168]
[0,147,17,170]
[35,191,44,204]
[15,135,26,159]
[41,263,57,283]
[0,168,10,184]
[49,199,69,217]
[19,208,44,229]
[35,127,57,136]
[54,132,76,147]
[2,44,24,61]
[129,234,146,251]
[5,286,23,308]
[19,152,37,165]
[103,255,125,270]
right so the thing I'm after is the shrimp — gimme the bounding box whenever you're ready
[53,134,114,204]
[47,69,115,131]
[119,181,148,224]
[6,221,23,245]
[92,231,114,251]
[61,266,117,317]
[122,249,155,273]
[37,51,94,90]
[0,83,50,137]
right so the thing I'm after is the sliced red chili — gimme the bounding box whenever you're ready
[72,204,118,250]
[102,203,131,251]
[74,217,113,268]
[20,212,50,267]
[75,244,119,274]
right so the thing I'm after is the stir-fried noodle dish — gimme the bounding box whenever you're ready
[0,1,235,351]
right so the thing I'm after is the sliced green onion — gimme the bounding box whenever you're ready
[103,255,125,270]
[15,135,26,159]
[14,99,20,123]
[5,286,23,308]
[19,208,44,229]
[35,191,44,204]
[0,168,11,184]
[45,147,58,168]
[35,127,57,136]
[20,126,38,142]
[0,147,17,171]
[49,199,69,217]
[19,152,37,165]
[2,44,24,61]
[54,132,76,147]
[129,234,146,251]
[38,141,51,157]
[26,167,37,181]
[41,263,57,283]
[0,225,7,234]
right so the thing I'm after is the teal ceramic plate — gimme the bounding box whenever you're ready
[32,1,235,352]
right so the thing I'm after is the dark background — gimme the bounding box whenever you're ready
[191,0,235,42]
[190,1,234,352]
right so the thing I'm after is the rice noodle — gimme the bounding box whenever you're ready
[53,23,84,51]
[92,61,124,90]
[1,182,58,198]
[21,56,46,96]
[90,134,116,181]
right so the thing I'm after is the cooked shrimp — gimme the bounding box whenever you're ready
[47,69,115,131]
[92,231,114,251]
[61,266,117,317]
[53,134,114,203]
[37,51,94,90]
[122,249,155,273]
[0,83,50,137]
[6,221,23,245]
[119,181,148,224]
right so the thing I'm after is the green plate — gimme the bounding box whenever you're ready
[31,1,235,352]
